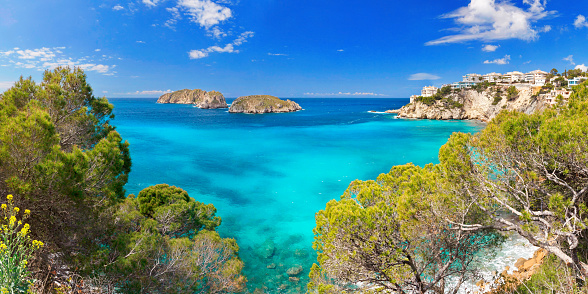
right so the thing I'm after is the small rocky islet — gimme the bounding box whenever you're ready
[157,90,302,114]
[157,89,228,109]
[229,95,302,114]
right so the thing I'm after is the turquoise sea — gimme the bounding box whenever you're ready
[110,98,486,293]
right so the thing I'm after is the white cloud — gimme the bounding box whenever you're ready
[482,44,499,52]
[142,0,164,7]
[484,54,511,64]
[177,0,231,29]
[0,81,14,91]
[576,64,588,72]
[0,47,116,75]
[303,92,386,97]
[574,15,588,29]
[337,49,344,52]
[136,40,146,44]
[95,49,101,52]
[541,25,551,32]
[113,5,124,11]
[408,73,441,80]
[268,53,287,56]
[188,31,254,59]
[426,0,554,45]
[120,89,173,95]
[563,55,575,65]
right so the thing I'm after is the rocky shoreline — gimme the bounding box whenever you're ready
[395,85,546,122]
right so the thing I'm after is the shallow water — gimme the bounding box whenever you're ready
[110,98,487,293]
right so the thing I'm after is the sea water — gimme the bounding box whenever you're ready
[110,98,512,293]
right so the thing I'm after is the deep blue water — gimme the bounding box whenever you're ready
[109,98,485,293]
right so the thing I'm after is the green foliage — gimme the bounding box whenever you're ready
[510,255,588,294]
[0,195,43,293]
[102,185,245,294]
[310,162,503,293]
[0,67,131,279]
[506,86,518,101]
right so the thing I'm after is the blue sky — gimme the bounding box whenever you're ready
[0,0,587,98]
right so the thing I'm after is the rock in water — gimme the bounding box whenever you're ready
[228,95,302,114]
[286,265,303,276]
[156,89,228,109]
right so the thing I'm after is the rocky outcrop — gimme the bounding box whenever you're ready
[397,85,547,122]
[157,89,228,109]
[228,95,302,114]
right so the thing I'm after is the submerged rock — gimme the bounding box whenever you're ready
[228,95,302,114]
[286,265,303,277]
[260,239,276,259]
[157,89,228,109]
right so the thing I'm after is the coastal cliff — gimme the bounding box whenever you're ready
[228,95,302,114]
[397,86,546,121]
[157,89,228,109]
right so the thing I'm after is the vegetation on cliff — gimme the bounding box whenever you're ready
[228,95,302,113]
[311,81,588,293]
[0,67,245,293]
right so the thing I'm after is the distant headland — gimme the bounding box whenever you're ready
[157,89,228,109]
[228,95,302,114]
[395,69,586,121]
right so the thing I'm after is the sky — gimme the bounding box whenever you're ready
[0,0,587,98]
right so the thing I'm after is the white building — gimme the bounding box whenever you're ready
[421,86,438,97]
[410,95,419,103]
[462,73,483,83]
[542,89,572,105]
[482,72,503,83]
[568,77,588,86]
[525,70,548,86]
[503,71,525,83]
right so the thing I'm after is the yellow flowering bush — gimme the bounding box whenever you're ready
[0,195,43,293]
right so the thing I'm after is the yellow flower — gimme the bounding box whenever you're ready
[14,207,19,213]
[24,209,30,215]
[32,240,44,248]
[20,223,30,236]
[0,204,5,210]
[9,215,16,226]
[0,242,6,250]
[6,195,12,201]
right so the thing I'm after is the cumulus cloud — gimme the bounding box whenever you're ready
[426,0,555,45]
[484,54,511,64]
[0,47,116,75]
[188,31,254,59]
[563,55,575,65]
[576,64,588,72]
[482,44,499,52]
[0,81,14,91]
[408,73,441,80]
[575,15,588,29]
[113,5,124,11]
[303,92,386,97]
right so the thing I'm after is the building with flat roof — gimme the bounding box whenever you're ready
[525,70,548,86]
[541,89,572,105]
[463,73,482,83]
[568,77,588,86]
[503,71,525,83]
[483,72,503,83]
[421,86,438,97]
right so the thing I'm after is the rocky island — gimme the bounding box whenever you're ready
[157,89,228,109]
[396,85,547,122]
[228,95,302,114]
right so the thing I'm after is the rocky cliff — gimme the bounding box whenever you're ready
[157,89,228,109]
[397,86,547,122]
[228,95,302,114]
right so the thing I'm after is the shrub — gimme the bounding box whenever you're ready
[0,195,43,293]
